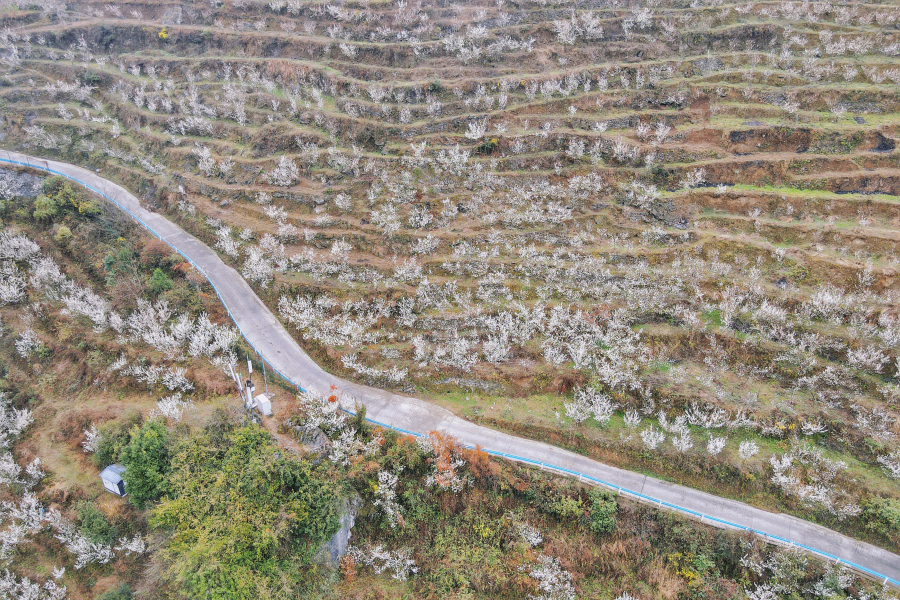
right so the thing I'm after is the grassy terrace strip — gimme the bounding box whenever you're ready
[3,151,898,590]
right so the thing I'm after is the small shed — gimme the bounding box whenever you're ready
[99,464,127,496]
[254,393,272,417]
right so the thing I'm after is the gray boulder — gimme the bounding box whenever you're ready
[314,493,361,568]
[0,168,43,199]
[286,422,331,464]
[297,425,330,452]
[160,6,182,25]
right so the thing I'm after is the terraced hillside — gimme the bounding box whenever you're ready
[2,0,900,565]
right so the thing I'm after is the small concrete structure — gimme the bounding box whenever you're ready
[254,393,272,416]
[99,464,126,496]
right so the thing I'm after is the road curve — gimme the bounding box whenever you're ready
[2,150,898,587]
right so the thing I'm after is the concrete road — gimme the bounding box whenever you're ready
[2,150,898,586]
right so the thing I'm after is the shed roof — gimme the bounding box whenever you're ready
[99,464,126,484]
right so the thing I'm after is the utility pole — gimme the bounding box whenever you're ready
[257,350,269,395]
[229,363,251,409]
[245,355,256,405]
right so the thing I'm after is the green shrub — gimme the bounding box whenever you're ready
[588,489,617,534]
[93,412,142,469]
[862,497,900,539]
[549,495,584,521]
[53,225,72,247]
[96,583,132,600]
[77,501,116,544]
[32,177,100,223]
[349,404,371,438]
[32,194,58,222]
[475,138,499,155]
[76,198,102,217]
[148,268,173,294]
[151,424,339,598]
[120,420,171,509]
[103,246,138,287]
[82,71,103,86]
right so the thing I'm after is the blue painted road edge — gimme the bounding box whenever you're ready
[3,155,897,589]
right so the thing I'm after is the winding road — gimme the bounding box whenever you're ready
[2,150,898,587]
